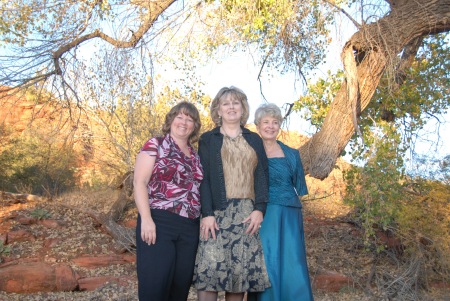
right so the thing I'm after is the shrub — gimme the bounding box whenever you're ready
[30,207,52,220]
[0,241,10,257]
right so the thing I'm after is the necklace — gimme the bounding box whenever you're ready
[221,126,242,141]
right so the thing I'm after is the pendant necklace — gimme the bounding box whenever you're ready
[221,126,242,142]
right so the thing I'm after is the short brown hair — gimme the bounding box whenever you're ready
[162,101,201,143]
[210,86,250,126]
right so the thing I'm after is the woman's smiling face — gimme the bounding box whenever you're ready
[257,115,280,141]
[170,112,195,140]
[218,94,243,125]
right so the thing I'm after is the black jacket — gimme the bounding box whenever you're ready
[198,126,269,217]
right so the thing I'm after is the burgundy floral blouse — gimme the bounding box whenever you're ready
[140,134,203,219]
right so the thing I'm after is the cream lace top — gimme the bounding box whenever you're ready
[221,135,257,200]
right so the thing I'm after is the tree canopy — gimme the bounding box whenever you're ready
[1,2,449,293]
[1,0,449,179]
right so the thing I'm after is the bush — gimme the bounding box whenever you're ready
[397,180,450,281]
[344,131,404,250]
[0,130,79,196]
[30,207,52,220]
[0,241,10,257]
[344,133,450,288]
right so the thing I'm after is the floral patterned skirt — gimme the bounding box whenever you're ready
[193,198,271,293]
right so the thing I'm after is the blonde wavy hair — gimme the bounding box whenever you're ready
[210,86,250,126]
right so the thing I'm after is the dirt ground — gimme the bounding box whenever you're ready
[0,188,448,301]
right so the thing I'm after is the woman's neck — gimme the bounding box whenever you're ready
[263,139,277,149]
[263,139,283,158]
[170,134,188,146]
[220,123,242,138]
[170,135,190,155]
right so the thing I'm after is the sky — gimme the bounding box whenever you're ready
[173,4,357,136]
[180,41,450,170]
[150,2,449,168]
[200,53,309,132]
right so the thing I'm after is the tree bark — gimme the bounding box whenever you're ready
[300,0,450,179]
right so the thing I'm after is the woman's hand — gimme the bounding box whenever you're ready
[243,210,263,235]
[200,216,219,240]
[141,218,156,245]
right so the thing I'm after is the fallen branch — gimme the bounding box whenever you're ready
[0,191,47,203]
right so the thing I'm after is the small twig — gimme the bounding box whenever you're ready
[302,192,336,201]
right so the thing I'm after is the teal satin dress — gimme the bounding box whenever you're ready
[258,157,314,301]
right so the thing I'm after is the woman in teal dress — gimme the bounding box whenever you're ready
[253,103,314,301]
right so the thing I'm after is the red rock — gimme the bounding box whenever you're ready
[43,238,63,248]
[78,276,118,291]
[71,254,129,268]
[122,252,136,263]
[429,281,450,289]
[7,229,35,243]
[16,216,37,225]
[0,219,12,233]
[7,211,19,219]
[122,219,137,228]
[312,270,352,292]
[0,262,79,293]
[55,264,80,291]
[375,230,403,252]
[39,219,65,228]
[117,274,136,286]
[0,258,40,267]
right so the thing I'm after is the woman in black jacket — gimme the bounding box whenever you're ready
[193,86,271,301]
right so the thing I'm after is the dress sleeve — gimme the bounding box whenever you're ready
[294,149,308,196]
[251,133,269,214]
[198,134,214,217]
[140,137,158,157]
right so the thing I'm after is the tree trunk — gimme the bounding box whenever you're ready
[300,0,450,179]
[109,171,134,221]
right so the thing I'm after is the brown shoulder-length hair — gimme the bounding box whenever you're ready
[162,101,201,143]
[210,86,250,127]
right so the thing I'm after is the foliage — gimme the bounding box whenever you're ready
[0,128,79,195]
[0,0,113,47]
[396,179,450,278]
[344,125,405,249]
[344,128,450,288]
[197,0,333,75]
[295,70,344,130]
[0,240,10,257]
[72,47,214,182]
[30,207,52,220]
[441,155,450,185]
[363,34,450,150]
[295,34,449,160]
[0,70,213,193]
[90,87,212,184]
[286,35,450,279]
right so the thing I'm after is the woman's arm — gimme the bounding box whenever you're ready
[198,133,219,240]
[198,134,214,217]
[251,133,269,214]
[293,149,308,196]
[244,132,268,235]
[133,152,157,245]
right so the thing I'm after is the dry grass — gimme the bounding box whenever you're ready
[1,181,449,300]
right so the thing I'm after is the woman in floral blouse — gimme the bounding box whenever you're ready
[133,101,203,301]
